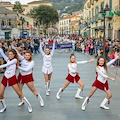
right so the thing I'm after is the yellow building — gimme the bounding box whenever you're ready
[0,1,53,15]
[70,11,82,35]
[114,0,120,39]
[82,0,117,39]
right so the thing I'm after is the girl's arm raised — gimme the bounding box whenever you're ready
[51,39,56,57]
[12,46,24,61]
[77,58,94,64]
[39,41,45,57]
[0,48,8,62]
[107,56,119,66]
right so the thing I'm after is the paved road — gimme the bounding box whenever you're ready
[0,50,120,120]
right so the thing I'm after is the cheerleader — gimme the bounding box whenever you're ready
[81,55,119,111]
[39,38,56,96]
[0,48,32,113]
[56,54,94,100]
[11,45,44,108]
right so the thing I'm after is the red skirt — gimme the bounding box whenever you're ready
[1,75,17,87]
[92,79,109,91]
[17,73,34,84]
[66,74,80,83]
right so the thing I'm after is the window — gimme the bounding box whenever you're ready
[101,2,104,10]
[92,8,94,17]
[109,0,112,10]
[95,6,99,15]
[89,11,91,18]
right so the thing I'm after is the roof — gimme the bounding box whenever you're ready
[0,6,16,14]
[0,2,11,5]
[60,16,72,21]
[27,1,52,4]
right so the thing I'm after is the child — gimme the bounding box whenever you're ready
[81,55,119,111]
[0,48,32,113]
[56,54,94,100]
[40,38,56,96]
[85,44,89,55]
[12,45,44,108]
[108,48,115,67]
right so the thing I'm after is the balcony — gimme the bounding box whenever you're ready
[115,5,120,11]
[1,25,16,30]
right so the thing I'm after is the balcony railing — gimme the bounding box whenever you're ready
[1,25,17,30]
[115,5,120,11]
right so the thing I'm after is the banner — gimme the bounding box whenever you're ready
[46,43,72,49]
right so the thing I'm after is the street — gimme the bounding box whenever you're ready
[0,50,120,120]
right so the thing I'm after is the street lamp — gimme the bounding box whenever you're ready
[20,17,25,39]
[100,4,110,57]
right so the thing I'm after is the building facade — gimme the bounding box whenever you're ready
[81,0,120,40]
[0,1,53,15]
[59,16,72,35]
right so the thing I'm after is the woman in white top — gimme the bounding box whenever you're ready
[56,54,94,100]
[0,48,32,113]
[12,45,44,110]
[81,55,119,111]
[40,38,56,96]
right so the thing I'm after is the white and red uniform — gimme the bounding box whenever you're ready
[40,42,55,74]
[12,46,34,84]
[66,61,87,83]
[92,59,116,91]
[0,48,17,87]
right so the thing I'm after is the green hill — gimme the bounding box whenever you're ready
[47,0,84,14]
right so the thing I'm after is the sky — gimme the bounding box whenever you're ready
[1,0,40,4]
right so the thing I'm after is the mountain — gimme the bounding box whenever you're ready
[47,0,84,15]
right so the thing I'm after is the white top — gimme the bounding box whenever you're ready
[68,61,88,77]
[12,46,34,76]
[0,48,17,78]
[96,59,116,83]
[72,40,76,46]
[40,42,55,68]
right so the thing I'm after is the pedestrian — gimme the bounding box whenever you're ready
[12,45,44,108]
[56,53,94,100]
[108,48,115,67]
[0,48,32,113]
[39,38,56,96]
[81,55,119,111]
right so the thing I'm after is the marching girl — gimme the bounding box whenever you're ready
[39,38,56,96]
[81,55,119,111]
[56,54,94,100]
[0,48,32,113]
[11,45,44,108]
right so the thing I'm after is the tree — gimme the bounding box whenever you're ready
[13,1,24,14]
[28,5,59,28]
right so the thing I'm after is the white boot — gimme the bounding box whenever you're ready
[45,82,49,96]
[81,97,89,111]
[0,99,7,113]
[56,88,63,100]
[75,88,83,99]
[36,93,44,107]
[48,81,51,92]
[18,97,24,107]
[22,97,32,113]
[100,98,109,110]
